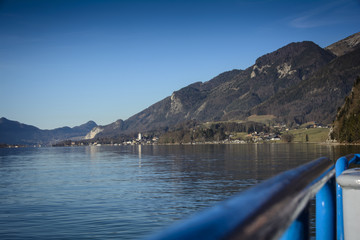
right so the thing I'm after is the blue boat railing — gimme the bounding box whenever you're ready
[147,154,360,240]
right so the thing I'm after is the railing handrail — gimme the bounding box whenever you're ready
[148,157,334,240]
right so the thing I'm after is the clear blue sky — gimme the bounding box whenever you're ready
[1,0,359,129]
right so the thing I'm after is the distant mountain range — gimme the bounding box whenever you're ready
[89,32,360,139]
[2,32,360,144]
[0,117,97,145]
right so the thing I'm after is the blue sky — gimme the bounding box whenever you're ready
[1,0,359,129]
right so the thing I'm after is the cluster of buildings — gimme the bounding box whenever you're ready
[245,132,281,143]
[85,133,159,146]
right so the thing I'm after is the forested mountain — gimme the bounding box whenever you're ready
[90,32,360,139]
[330,77,360,143]
[0,117,97,145]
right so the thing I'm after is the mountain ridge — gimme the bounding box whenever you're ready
[0,117,97,145]
[93,38,349,138]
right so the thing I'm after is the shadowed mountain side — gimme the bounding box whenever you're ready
[251,47,360,126]
[330,77,360,143]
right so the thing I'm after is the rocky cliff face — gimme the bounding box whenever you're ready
[91,32,360,139]
[84,126,104,140]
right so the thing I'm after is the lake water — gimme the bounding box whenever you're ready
[1,144,360,239]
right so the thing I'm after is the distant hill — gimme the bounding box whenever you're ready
[88,32,360,139]
[0,117,97,145]
[330,77,360,143]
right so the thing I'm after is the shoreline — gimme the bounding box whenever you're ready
[4,140,360,149]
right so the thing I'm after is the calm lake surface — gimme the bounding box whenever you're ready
[1,144,360,239]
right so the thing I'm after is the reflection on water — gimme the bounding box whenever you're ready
[0,143,360,239]
[138,145,142,168]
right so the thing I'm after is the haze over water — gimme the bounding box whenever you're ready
[1,144,359,239]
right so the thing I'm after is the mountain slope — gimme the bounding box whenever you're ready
[330,77,360,143]
[95,40,336,137]
[0,118,97,145]
[325,32,360,57]
[0,118,42,145]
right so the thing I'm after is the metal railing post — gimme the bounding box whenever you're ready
[335,154,359,240]
[280,204,310,240]
[335,156,348,240]
[316,176,336,240]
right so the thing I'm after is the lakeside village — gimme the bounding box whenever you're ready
[101,132,283,145]
[0,122,329,148]
[53,121,329,147]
